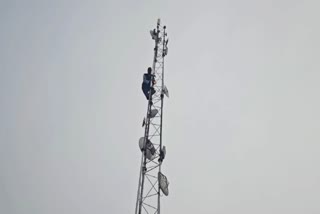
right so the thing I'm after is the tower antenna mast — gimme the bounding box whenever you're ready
[135,19,170,214]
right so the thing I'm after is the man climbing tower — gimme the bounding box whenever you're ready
[142,67,156,100]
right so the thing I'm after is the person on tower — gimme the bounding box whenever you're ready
[142,67,156,100]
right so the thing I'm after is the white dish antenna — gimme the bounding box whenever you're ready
[158,172,169,196]
[162,85,169,98]
[139,137,156,160]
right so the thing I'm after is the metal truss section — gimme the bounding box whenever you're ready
[135,19,169,214]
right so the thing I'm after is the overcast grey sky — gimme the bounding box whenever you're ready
[1,1,320,214]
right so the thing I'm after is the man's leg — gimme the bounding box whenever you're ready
[142,84,150,100]
[151,87,156,96]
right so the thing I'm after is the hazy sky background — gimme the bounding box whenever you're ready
[1,1,320,214]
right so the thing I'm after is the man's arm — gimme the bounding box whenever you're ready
[152,75,156,85]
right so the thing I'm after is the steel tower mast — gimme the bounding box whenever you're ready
[135,19,170,214]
